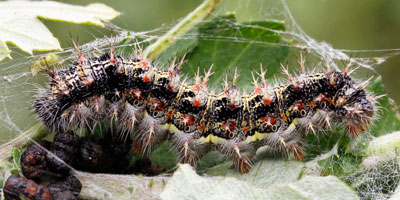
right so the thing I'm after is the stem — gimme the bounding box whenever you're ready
[144,0,222,60]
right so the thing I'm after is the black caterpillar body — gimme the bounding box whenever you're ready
[33,52,376,173]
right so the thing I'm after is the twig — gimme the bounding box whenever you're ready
[144,0,222,60]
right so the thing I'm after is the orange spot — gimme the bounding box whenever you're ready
[281,115,287,122]
[151,98,164,110]
[225,89,230,95]
[199,125,205,131]
[140,60,147,67]
[327,98,335,105]
[193,98,201,107]
[294,102,305,110]
[222,121,237,131]
[263,97,272,105]
[255,87,262,94]
[131,89,142,99]
[110,58,116,63]
[307,101,316,107]
[193,84,200,91]
[242,126,249,133]
[319,94,335,105]
[143,75,150,83]
[78,54,85,62]
[261,116,277,124]
[181,114,196,126]
[166,110,174,119]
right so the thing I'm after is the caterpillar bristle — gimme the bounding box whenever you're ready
[32,50,378,173]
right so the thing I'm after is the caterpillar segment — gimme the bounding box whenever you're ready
[33,51,376,173]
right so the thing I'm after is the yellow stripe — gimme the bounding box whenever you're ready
[243,118,300,143]
[198,134,228,144]
[167,123,179,133]
[244,132,272,143]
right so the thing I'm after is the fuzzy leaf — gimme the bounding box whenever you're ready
[160,164,358,200]
[390,185,400,200]
[365,131,400,162]
[0,40,11,61]
[0,1,120,61]
[227,158,305,187]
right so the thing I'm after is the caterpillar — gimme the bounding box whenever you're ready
[33,48,377,173]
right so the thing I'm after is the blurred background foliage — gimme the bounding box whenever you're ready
[38,0,400,104]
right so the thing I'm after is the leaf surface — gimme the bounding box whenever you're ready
[160,164,358,200]
[179,13,289,87]
[0,1,120,61]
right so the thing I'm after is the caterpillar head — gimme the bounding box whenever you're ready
[336,85,375,136]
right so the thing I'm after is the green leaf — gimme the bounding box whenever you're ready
[12,148,21,170]
[181,13,289,87]
[156,33,198,66]
[317,153,362,177]
[196,151,229,174]
[160,164,359,200]
[367,77,400,137]
[149,141,178,172]
[0,1,120,62]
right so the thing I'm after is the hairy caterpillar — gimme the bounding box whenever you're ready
[33,48,377,173]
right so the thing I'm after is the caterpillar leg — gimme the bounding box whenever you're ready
[219,141,257,174]
[284,141,304,161]
[117,101,144,141]
[170,131,207,166]
[59,102,93,131]
[264,127,304,161]
[133,112,168,154]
